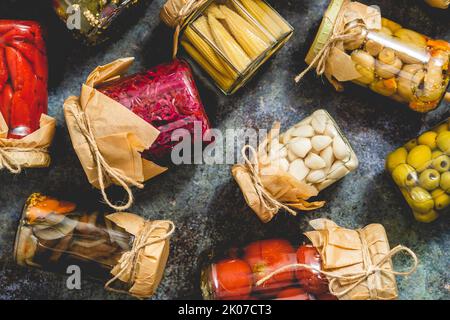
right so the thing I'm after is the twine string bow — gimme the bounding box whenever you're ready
[256,245,418,299]
[241,144,298,217]
[67,103,144,211]
[104,221,175,298]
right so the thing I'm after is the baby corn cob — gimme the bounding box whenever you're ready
[219,5,269,59]
[184,25,235,79]
[229,0,274,43]
[206,4,226,19]
[253,0,292,35]
[181,40,233,91]
[192,16,238,79]
[208,14,251,73]
[239,0,283,39]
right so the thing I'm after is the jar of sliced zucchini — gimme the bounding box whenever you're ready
[161,0,294,94]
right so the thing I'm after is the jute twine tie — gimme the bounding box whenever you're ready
[256,244,418,299]
[169,0,207,58]
[104,221,175,299]
[0,146,48,174]
[294,2,366,84]
[67,103,144,211]
[241,145,298,217]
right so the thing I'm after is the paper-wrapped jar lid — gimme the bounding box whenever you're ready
[160,0,209,28]
[305,0,346,66]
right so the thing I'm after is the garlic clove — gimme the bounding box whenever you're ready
[305,153,326,170]
[328,161,350,180]
[287,149,298,162]
[288,137,312,158]
[306,169,326,183]
[324,124,338,138]
[317,179,335,191]
[288,159,310,181]
[311,115,327,134]
[291,125,315,138]
[333,136,350,161]
[320,146,334,169]
[311,135,332,152]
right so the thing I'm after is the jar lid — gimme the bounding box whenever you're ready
[305,0,346,66]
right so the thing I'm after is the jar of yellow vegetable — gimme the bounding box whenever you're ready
[297,0,450,113]
[160,0,294,94]
[386,118,450,223]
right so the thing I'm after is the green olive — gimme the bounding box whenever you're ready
[432,155,450,173]
[419,169,440,190]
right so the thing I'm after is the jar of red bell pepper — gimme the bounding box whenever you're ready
[98,59,211,161]
[200,238,334,300]
[0,20,48,139]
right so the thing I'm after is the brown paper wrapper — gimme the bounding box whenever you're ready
[0,113,56,170]
[304,219,399,300]
[106,213,173,299]
[160,0,208,28]
[232,123,324,223]
[63,57,167,190]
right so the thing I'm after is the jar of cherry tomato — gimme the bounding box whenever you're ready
[200,239,331,300]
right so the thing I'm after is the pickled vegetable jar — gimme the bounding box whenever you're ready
[424,0,449,9]
[161,0,294,94]
[52,0,141,44]
[200,239,334,300]
[386,118,450,223]
[304,0,450,113]
[0,20,48,138]
[98,59,211,161]
[275,109,358,192]
[15,193,174,298]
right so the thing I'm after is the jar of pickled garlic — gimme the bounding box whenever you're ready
[97,59,211,161]
[52,0,141,44]
[15,193,174,298]
[200,239,334,300]
[160,0,294,94]
[0,20,48,138]
[386,118,450,223]
[425,0,449,9]
[301,0,450,113]
[232,109,358,223]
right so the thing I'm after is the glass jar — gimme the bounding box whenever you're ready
[424,0,449,9]
[386,118,450,223]
[0,20,48,139]
[52,0,141,44]
[98,59,211,162]
[270,109,358,193]
[305,0,450,113]
[15,193,133,280]
[200,238,335,300]
[165,0,293,94]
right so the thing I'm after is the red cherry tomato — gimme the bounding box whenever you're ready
[243,239,296,294]
[276,287,311,300]
[212,258,253,300]
[295,245,329,295]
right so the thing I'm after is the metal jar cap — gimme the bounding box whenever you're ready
[305,0,346,66]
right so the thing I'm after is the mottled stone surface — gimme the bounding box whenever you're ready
[0,0,449,300]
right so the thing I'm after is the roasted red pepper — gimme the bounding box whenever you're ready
[98,59,211,161]
[0,20,48,139]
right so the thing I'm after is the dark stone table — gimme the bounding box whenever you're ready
[0,0,449,300]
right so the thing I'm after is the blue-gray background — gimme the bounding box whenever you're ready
[0,0,449,300]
